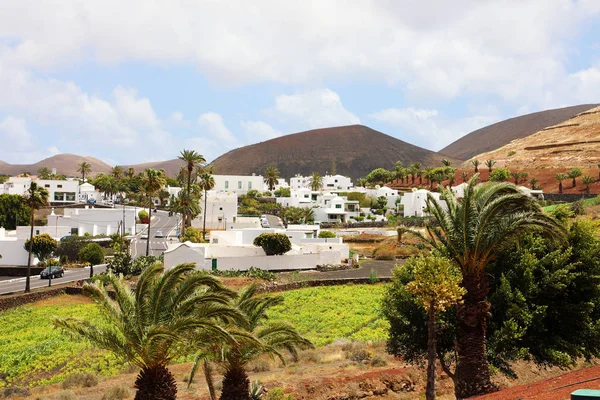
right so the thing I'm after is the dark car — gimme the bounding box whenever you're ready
[40,266,64,279]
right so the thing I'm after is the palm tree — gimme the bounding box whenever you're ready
[582,175,594,194]
[178,150,206,237]
[461,171,469,183]
[77,161,92,181]
[441,159,452,167]
[471,159,480,173]
[111,165,124,179]
[408,167,417,185]
[24,182,49,292]
[484,160,496,173]
[568,168,583,188]
[54,263,243,400]
[190,285,313,400]
[126,167,136,179]
[356,178,367,188]
[141,168,166,256]
[406,176,565,398]
[37,167,52,179]
[198,172,216,241]
[529,177,539,189]
[264,166,280,191]
[555,173,568,194]
[511,171,523,185]
[309,172,323,191]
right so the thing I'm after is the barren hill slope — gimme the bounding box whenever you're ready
[208,125,460,180]
[441,104,598,160]
[124,159,186,177]
[0,154,112,177]
[467,106,600,170]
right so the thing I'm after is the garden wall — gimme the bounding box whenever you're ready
[0,266,44,277]
[544,193,598,202]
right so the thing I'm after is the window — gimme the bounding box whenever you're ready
[225,181,229,189]
[35,230,40,235]
[54,192,65,201]
[219,207,223,211]
[248,181,252,189]
[335,204,342,209]
[57,184,62,188]
[238,181,242,189]
[66,192,76,201]
[44,184,50,188]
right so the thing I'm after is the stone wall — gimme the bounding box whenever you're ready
[0,266,44,277]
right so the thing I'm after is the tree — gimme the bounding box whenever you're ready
[404,176,565,398]
[24,182,49,292]
[181,226,205,243]
[488,168,511,182]
[568,168,583,187]
[460,171,468,183]
[318,230,336,238]
[158,189,170,207]
[471,159,480,173]
[264,166,280,191]
[126,167,136,179]
[141,168,166,256]
[484,160,496,173]
[37,167,52,179]
[178,150,206,237]
[78,243,105,265]
[582,175,594,194]
[511,171,523,185]
[23,233,57,262]
[441,159,452,167]
[198,172,216,241]
[253,233,292,255]
[77,161,92,181]
[190,285,313,400]
[555,173,568,194]
[309,172,323,191]
[54,263,242,400]
[366,168,391,186]
[529,177,539,189]
[274,187,290,197]
[111,165,124,179]
[404,255,465,400]
[0,194,31,230]
[598,163,600,180]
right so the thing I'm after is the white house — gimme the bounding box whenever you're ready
[323,175,353,191]
[1,177,31,195]
[366,186,400,209]
[212,174,264,195]
[0,228,31,266]
[47,207,138,236]
[313,195,360,224]
[2,177,97,205]
[276,188,316,208]
[400,188,442,217]
[192,191,237,230]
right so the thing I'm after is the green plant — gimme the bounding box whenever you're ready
[57,237,90,262]
[78,243,105,266]
[101,385,131,400]
[568,168,583,187]
[24,234,58,262]
[570,199,585,216]
[370,354,388,367]
[507,151,516,156]
[62,372,99,389]
[265,388,294,400]
[54,263,241,400]
[488,168,511,182]
[211,267,276,281]
[0,194,31,230]
[318,230,336,238]
[250,380,266,400]
[137,210,149,221]
[180,226,206,243]
[253,233,292,255]
[368,268,379,284]
[55,391,77,400]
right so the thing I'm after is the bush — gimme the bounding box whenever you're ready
[56,236,90,262]
[263,191,272,197]
[249,358,272,372]
[507,151,516,156]
[101,385,131,400]
[489,168,511,182]
[348,348,372,363]
[23,233,57,261]
[55,391,77,400]
[299,349,321,363]
[254,233,292,255]
[318,230,336,238]
[78,243,105,265]
[274,187,291,197]
[211,266,276,281]
[265,388,294,400]
[62,372,99,389]
[570,200,585,216]
[180,226,206,243]
[370,354,388,367]
[246,189,260,198]
[138,210,148,221]
[368,267,379,284]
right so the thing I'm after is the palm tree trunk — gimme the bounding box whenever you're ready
[220,363,250,400]
[426,303,437,400]
[203,189,208,241]
[572,178,576,187]
[146,205,152,256]
[454,272,496,399]
[25,209,34,293]
[559,182,563,194]
[134,365,177,400]
[204,361,217,400]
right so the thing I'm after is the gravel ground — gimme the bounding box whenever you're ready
[279,259,403,281]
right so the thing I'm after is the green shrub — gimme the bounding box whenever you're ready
[62,372,99,389]
[101,385,130,400]
[211,266,276,281]
[370,354,388,367]
[265,388,294,400]
[274,187,291,197]
[263,191,272,197]
[570,200,585,216]
[78,243,105,265]
[56,237,90,262]
[318,230,336,238]
[507,151,516,156]
[137,210,148,220]
[489,168,511,182]
[180,226,206,243]
[24,233,58,261]
[253,233,292,255]
[368,267,379,284]
[55,391,77,400]
[246,189,260,198]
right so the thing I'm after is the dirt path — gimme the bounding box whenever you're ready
[279,259,402,281]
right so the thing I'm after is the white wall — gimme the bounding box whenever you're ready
[0,237,31,266]
[15,225,71,240]
[164,243,208,269]
[206,245,265,258]
[48,208,137,236]
[212,175,264,194]
[193,191,237,230]
[323,175,353,191]
[214,253,320,271]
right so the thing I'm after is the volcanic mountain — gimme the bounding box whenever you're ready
[208,125,460,180]
[124,159,187,177]
[440,104,598,160]
[0,154,112,177]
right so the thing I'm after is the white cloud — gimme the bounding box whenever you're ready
[369,107,499,150]
[240,120,282,142]
[0,116,33,150]
[269,89,360,129]
[169,111,190,127]
[197,112,238,144]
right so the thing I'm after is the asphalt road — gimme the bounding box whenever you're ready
[265,214,285,229]
[0,264,108,295]
[131,210,180,258]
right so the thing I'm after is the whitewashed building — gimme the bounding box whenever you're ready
[0,228,31,266]
[192,191,238,230]
[47,207,138,236]
[212,174,264,195]
[366,186,400,209]
[290,174,353,191]
[400,188,442,217]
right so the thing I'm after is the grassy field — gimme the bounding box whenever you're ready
[0,284,389,388]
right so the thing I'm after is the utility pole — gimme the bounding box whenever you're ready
[122,199,126,238]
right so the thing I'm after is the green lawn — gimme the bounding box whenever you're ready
[0,284,389,387]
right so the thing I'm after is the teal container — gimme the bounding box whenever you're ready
[572,389,600,399]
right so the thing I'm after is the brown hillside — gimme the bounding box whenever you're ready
[208,125,460,180]
[467,105,600,171]
[124,159,186,177]
[440,104,598,160]
[0,154,112,177]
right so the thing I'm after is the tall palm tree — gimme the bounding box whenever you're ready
[37,167,52,179]
[111,165,124,179]
[568,168,583,188]
[77,161,92,181]
[406,176,565,398]
[54,263,243,400]
[141,168,166,256]
[126,167,136,179]
[178,150,206,237]
[471,159,480,173]
[198,172,216,241]
[582,175,594,194]
[555,173,568,194]
[264,166,280,191]
[484,159,496,173]
[24,182,49,292]
[441,159,452,167]
[461,171,469,183]
[190,285,313,400]
[309,172,323,191]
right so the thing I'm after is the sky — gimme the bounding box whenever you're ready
[0,0,599,166]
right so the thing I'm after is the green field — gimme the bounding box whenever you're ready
[0,284,389,388]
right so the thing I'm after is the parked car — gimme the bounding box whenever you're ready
[40,266,64,279]
[155,231,164,238]
[140,232,149,239]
